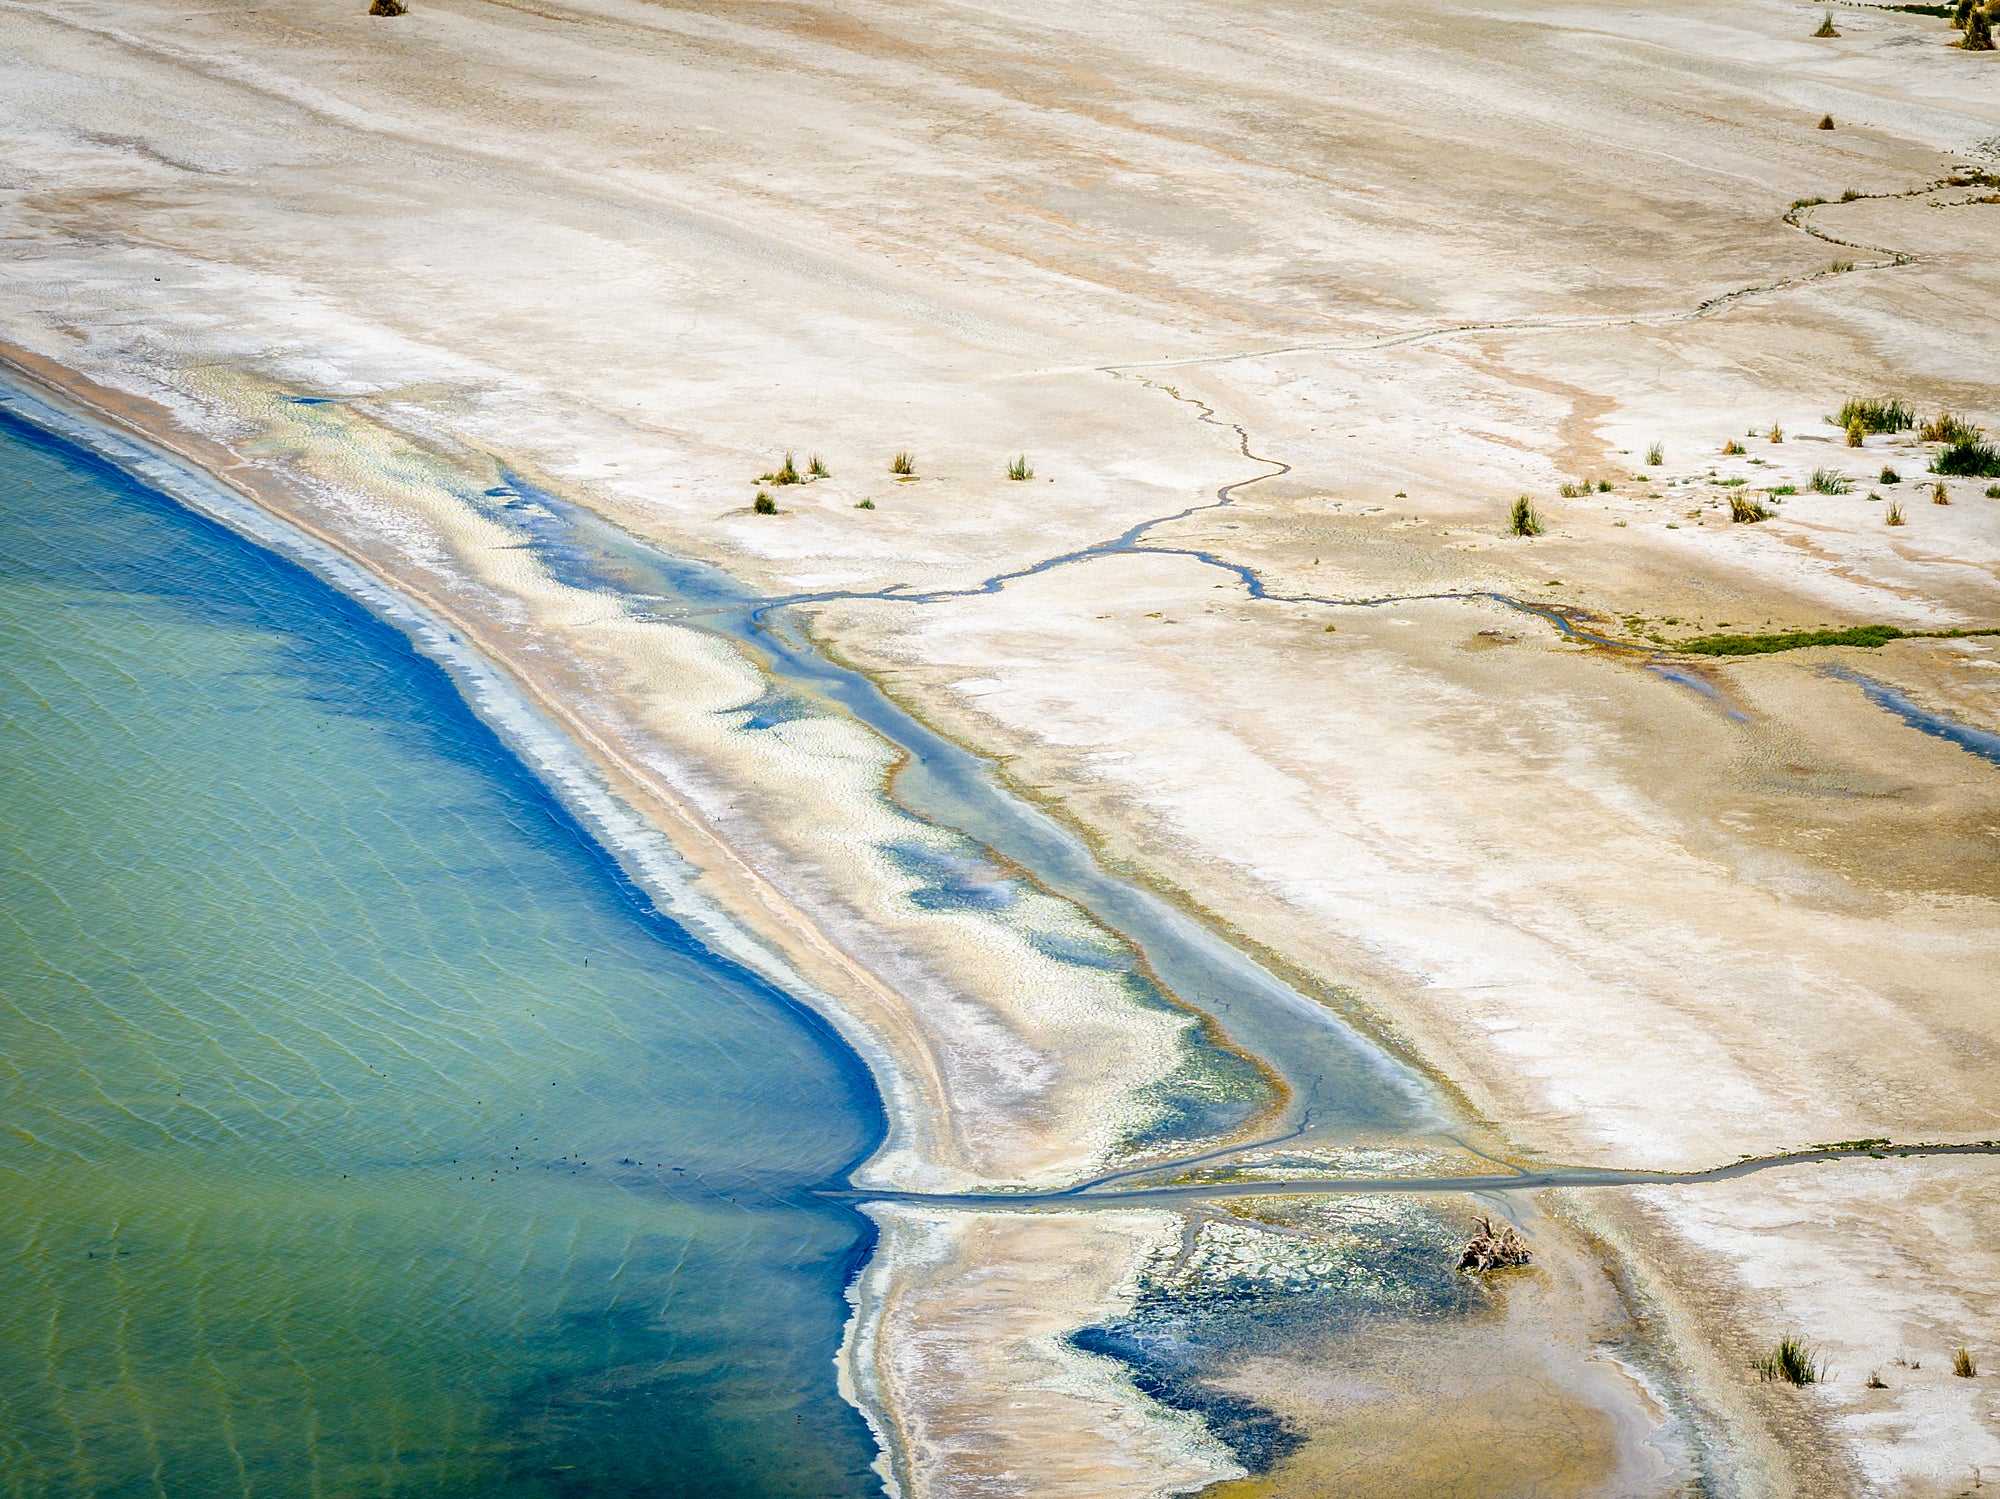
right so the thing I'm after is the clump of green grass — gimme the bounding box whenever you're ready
[1954,1347,1979,1378]
[1933,437,2000,477]
[1723,439,1746,455]
[1767,484,1798,497]
[855,498,875,510]
[1847,423,1867,447]
[1718,476,1748,487]
[1921,411,1977,443]
[1987,484,2000,498]
[1879,466,1901,484]
[1886,499,1906,525]
[1768,422,1786,442]
[1597,478,1613,492]
[1840,188,1863,202]
[758,452,802,486]
[1731,494,1774,523]
[1007,454,1033,481]
[1558,479,1589,498]
[889,450,915,476]
[1962,6,1994,46]
[1509,496,1544,536]
[1933,480,1951,505]
[807,453,829,479]
[1646,442,1664,465]
[1815,11,1840,35]
[1829,258,1854,273]
[1809,467,1853,494]
[753,491,778,514]
[1757,1335,1824,1385]
[1679,624,1905,656]
[1834,397,1915,434]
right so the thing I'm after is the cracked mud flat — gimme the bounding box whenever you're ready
[4,0,2000,1492]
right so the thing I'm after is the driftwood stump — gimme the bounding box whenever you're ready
[1457,1216,1531,1273]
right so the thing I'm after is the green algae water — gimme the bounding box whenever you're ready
[0,409,886,1497]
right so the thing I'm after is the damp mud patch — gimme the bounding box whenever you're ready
[1069,1197,1481,1475]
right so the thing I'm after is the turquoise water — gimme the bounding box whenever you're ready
[0,412,886,1496]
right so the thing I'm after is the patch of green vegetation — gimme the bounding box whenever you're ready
[1767,484,1798,497]
[1920,411,1977,443]
[1679,625,1904,655]
[1674,623,2000,656]
[1816,1137,1892,1151]
[1645,442,1664,465]
[889,450,916,476]
[758,452,803,486]
[807,453,829,479]
[753,491,778,514]
[1814,10,1840,35]
[1809,467,1852,494]
[1757,1335,1824,1386]
[1730,494,1773,523]
[854,498,875,509]
[1508,495,1543,536]
[1007,454,1033,481]
[1879,466,1901,484]
[1886,499,1907,525]
[1718,476,1748,487]
[1933,437,2000,477]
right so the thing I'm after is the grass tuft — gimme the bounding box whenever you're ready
[1757,1335,1824,1385]
[753,491,778,515]
[1933,438,2000,477]
[855,498,874,510]
[807,453,829,479]
[1558,480,1589,498]
[1834,397,1915,434]
[1954,1347,1979,1377]
[889,450,915,476]
[1646,442,1664,465]
[1921,411,1978,444]
[1828,258,1854,273]
[1731,494,1773,523]
[1962,6,1994,46]
[1597,478,1614,492]
[1988,485,2000,498]
[1007,454,1034,481]
[1815,11,1840,35]
[762,452,801,486]
[1723,439,1746,455]
[1886,500,1906,525]
[1509,496,1544,537]
[1879,466,1901,484]
[1809,467,1853,494]
[1933,480,1951,505]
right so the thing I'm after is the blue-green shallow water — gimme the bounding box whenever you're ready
[0,412,887,1497]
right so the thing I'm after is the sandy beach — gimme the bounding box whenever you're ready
[5,0,1999,1489]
